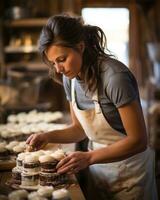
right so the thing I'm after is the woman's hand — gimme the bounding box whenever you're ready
[26,132,48,151]
[56,151,92,174]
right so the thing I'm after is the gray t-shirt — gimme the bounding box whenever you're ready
[63,58,140,135]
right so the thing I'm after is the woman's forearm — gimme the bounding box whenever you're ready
[46,124,87,144]
[88,135,147,165]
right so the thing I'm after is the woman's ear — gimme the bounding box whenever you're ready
[77,41,85,54]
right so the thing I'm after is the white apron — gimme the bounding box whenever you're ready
[71,79,158,200]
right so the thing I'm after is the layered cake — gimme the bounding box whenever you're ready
[39,171,61,186]
[23,154,40,174]
[21,154,40,187]
[52,188,70,200]
[16,152,30,170]
[21,172,39,187]
[39,155,58,173]
[39,149,67,187]
[11,152,30,185]
[10,148,69,188]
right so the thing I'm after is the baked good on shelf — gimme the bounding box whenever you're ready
[6,141,19,155]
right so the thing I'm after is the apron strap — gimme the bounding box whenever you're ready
[71,78,101,113]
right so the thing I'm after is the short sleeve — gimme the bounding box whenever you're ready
[106,72,138,108]
[62,75,72,101]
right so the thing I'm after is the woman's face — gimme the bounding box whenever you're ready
[46,44,83,79]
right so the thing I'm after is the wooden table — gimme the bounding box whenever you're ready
[0,170,85,200]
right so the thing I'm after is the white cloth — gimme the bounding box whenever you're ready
[71,78,158,200]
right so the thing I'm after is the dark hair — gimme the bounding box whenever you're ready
[39,14,111,92]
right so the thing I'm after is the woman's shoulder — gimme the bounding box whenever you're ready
[99,58,137,91]
[100,57,129,73]
[100,58,134,81]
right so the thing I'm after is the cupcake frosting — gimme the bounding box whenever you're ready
[0,143,6,152]
[32,150,45,157]
[52,188,69,199]
[17,152,30,160]
[51,149,65,161]
[13,145,25,153]
[24,155,39,163]
[39,155,56,163]
[6,141,19,150]
[37,186,54,197]
[8,189,28,200]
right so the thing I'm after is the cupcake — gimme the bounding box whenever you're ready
[16,152,30,170]
[23,154,40,174]
[51,149,65,162]
[13,145,26,155]
[37,186,54,199]
[28,191,47,200]
[6,141,19,155]
[39,155,58,173]
[21,154,40,187]
[52,188,70,200]
[8,189,28,200]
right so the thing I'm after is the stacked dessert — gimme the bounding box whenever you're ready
[12,152,30,185]
[39,149,67,187]
[21,154,40,187]
[11,149,69,188]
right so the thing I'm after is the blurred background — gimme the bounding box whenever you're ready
[0,0,160,113]
[0,1,160,137]
[0,0,160,194]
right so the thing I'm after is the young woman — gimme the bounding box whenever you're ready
[26,14,158,200]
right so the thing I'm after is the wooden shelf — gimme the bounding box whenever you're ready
[6,62,47,70]
[4,18,48,27]
[5,45,38,53]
